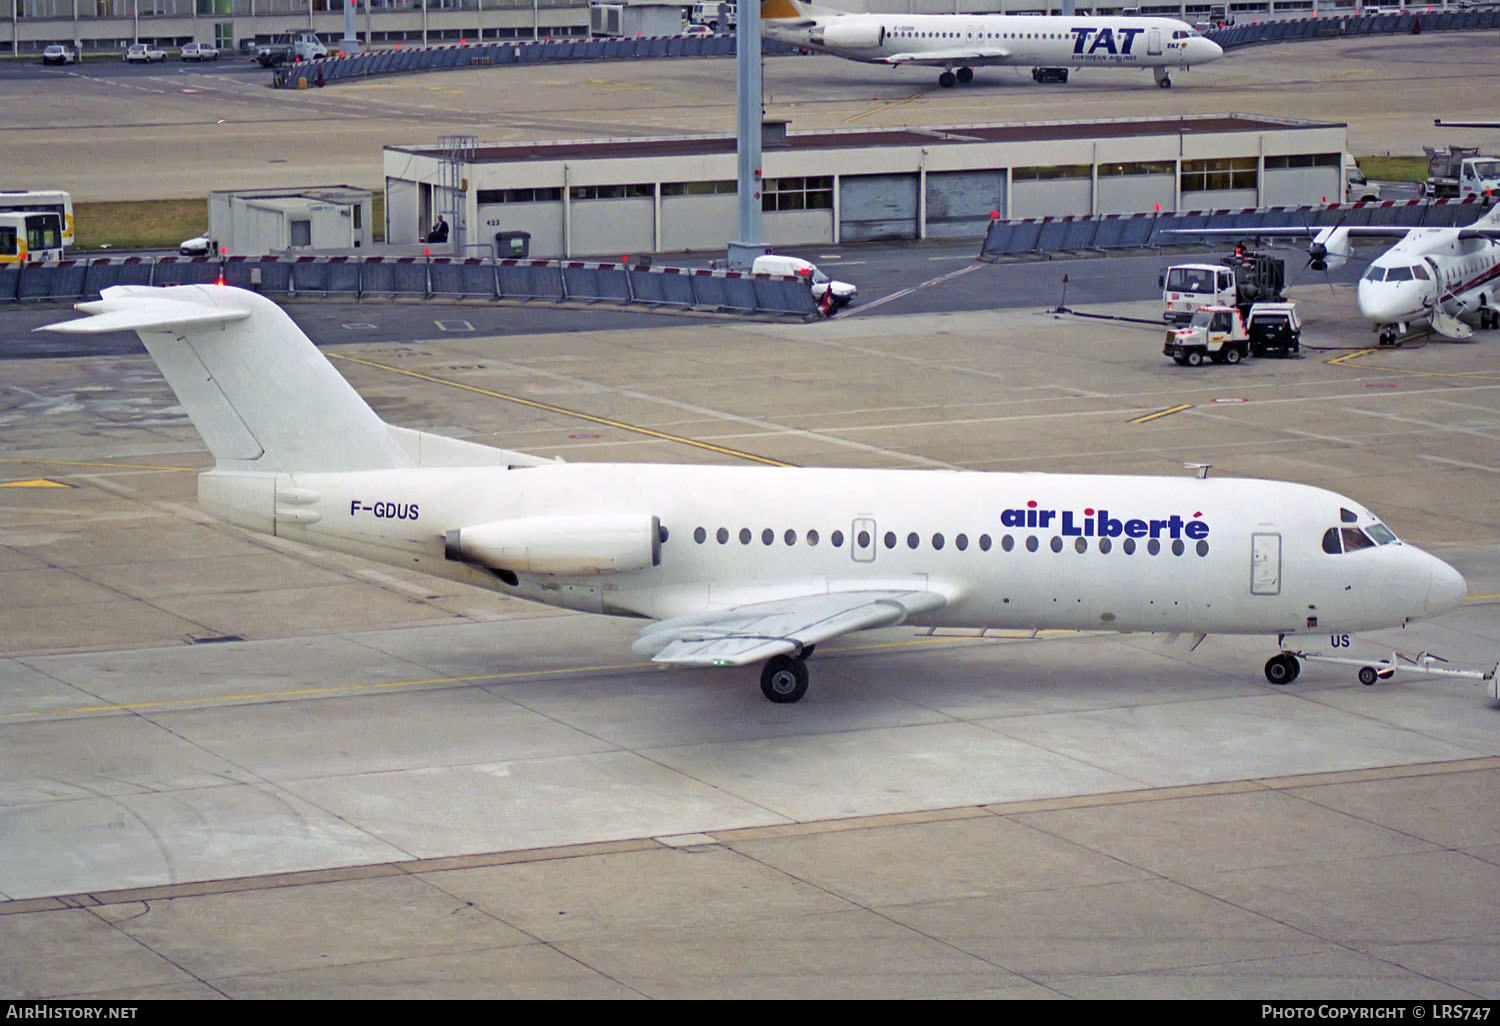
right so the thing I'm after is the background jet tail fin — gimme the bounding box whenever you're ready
[39,284,412,474]
[761,0,827,20]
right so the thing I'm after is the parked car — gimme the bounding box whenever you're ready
[682,23,714,36]
[751,254,857,309]
[123,43,166,63]
[41,44,77,65]
[179,234,211,256]
[180,41,220,61]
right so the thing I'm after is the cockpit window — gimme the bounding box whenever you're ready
[1366,523,1398,545]
[1362,266,1385,282]
[1322,527,1342,554]
[1341,527,1376,552]
[1339,507,1358,523]
[1413,264,1431,281]
[1386,266,1414,282]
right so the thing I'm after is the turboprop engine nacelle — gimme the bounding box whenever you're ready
[820,20,884,48]
[446,513,661,575]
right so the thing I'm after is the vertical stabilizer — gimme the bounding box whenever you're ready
[40,284,411,473]
[761,0,820,20]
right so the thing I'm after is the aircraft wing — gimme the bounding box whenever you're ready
[632,589,947,666]
[1457,228,1500,241]
[877,47,1008,67]
[1161,226,1417,240]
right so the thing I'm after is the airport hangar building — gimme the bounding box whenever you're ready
[382,114,1348,259]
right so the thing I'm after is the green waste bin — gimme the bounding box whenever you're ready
[495,231,530,258]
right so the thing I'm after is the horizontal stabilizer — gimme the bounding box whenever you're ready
[40,288,250,335]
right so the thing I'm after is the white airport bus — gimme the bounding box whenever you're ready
[0,190,74,250]
[0,211,66,263]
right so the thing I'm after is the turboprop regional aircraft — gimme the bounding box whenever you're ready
[43,285,1468,703]
[758,0,1224,88]
[1169,205,1500,346]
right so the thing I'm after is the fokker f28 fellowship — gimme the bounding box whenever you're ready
[1172,205,1500,346]
[758,0,1224,88]
[43,285,1468,703]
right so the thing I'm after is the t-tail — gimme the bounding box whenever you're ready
[761,0,833,22]
[38,284,546,477]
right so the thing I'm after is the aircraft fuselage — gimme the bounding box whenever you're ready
[203,462,1464,638]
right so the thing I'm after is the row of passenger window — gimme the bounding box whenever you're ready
[688,526,1210,557]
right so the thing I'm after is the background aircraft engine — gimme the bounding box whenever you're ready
[820,21,884,48]
[446,514,661,575]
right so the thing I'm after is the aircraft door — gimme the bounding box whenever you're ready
[1149,28,1162,55]
[851,517,877,563]
[1251,532,1281,595]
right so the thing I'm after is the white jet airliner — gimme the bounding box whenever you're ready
[758,0,1224,88]
[43,285,1467,703]
[1171,205,1500,345]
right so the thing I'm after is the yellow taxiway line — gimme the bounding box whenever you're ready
[331,353,795,468]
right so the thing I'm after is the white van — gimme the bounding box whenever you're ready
[1345,154,1381,203]
[751,254,857,308]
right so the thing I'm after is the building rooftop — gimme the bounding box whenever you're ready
[387,115,1344,164]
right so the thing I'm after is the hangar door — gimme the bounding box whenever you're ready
[840,174,918,242]
[925,171,1007,239]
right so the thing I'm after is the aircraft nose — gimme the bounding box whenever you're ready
[1357,279,1398,324]
[1425,556,1468,617]
[1201,38,1224,60]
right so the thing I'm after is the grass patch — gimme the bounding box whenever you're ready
[73,194,385,252]
[75,199,207,252]
[1354,155,1429,183]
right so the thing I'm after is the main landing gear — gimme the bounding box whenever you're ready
[937,66,974,88]
[1264,651,1301,685]
[760,646,816,703]
[1153,67,1173,89]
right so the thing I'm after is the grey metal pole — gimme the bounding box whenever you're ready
[728,0,764,269]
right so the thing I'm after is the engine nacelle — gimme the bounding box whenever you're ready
[445,513,661,575]
[819,20,884,49]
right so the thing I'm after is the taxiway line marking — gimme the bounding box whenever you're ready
[834,262,985,318]
[4,632,1063,724]
[842,87,933,124]
[1329,349,1500,382]
[0,662,646,723]
[329,354,795,467]
[0,456,196,473]
[1127,403,1195,425]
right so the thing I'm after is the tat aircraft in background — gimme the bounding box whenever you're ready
[44,286,1468,703]
[758,0,1224,88]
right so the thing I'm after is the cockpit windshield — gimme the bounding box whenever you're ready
[1322,519,1399,554]
[1363,265,1425,283]
[1167,268,1212,293]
